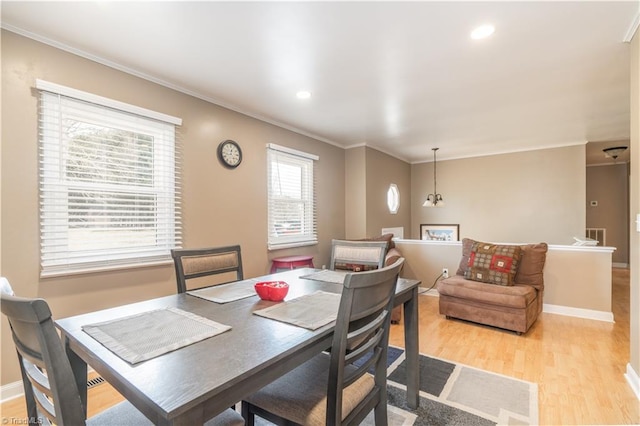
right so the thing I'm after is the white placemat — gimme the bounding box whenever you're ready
[83,307,231,364]
[253,291,341,330]
[187,279,260,303]
[299,269,348,284]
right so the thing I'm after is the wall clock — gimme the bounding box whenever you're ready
[217,139,242,169]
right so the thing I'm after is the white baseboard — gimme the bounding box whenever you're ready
[543,303,614,323]
[625,363,640,400]
[1,380,24,403]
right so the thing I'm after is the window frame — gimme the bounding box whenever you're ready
[266,143,318,250]
[387,183,400,214]
[37,80,182,277]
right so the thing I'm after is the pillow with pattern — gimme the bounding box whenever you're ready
[334,263,377,272]
[464,241,522,286]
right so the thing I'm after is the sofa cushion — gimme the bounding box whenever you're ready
[456,238,476,276]
[514,243,548,289]
[458,239,548,286]
[384,248,402,267]
[359,233,395,250]
[437,275,537,309]
[464,241,522,286]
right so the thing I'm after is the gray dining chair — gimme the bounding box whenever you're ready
[171,245,244,293]
[241,257,405,426]
[329,239,388,271]
[0,292,245,426]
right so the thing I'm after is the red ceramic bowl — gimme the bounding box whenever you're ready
[254,281,289,302]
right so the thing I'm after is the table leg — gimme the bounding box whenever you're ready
[64,334,88,418]
[403,287,420,409]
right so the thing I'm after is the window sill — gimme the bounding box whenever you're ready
[268,241,318,251]
[40,259,173,278]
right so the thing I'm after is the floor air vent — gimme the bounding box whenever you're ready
[87,376,106,388]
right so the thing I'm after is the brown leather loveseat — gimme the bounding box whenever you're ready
[436,238,548,335]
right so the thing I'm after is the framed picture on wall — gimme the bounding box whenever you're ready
[420,224,459,241]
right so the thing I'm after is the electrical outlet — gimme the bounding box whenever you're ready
[442,268,449,279]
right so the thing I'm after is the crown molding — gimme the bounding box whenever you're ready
[0,24,344,150]
[410,140,587,165]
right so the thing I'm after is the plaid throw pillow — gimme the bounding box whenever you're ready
[464,241,522,286]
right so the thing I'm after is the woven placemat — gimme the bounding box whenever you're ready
[83,307,231,364]
[188,279,259,303]
[253,291,341,330]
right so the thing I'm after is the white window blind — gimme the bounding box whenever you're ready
[37,80,182,277]
[267,144,318,250]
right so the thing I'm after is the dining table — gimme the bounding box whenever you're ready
[55,268,421,426]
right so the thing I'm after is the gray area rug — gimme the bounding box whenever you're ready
[254,346,538,425]
[377,347,538,426]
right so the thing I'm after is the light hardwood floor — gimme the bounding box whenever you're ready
[2,269,638,425]
[389,267,639,425]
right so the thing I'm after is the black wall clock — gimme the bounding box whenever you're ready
[217,140,242,168]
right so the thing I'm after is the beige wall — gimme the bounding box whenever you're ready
[411,145,586,245]
[345,147,367,239]
[629,29,640,385]
[364,148,412,238]
[586,163,630,264]
[0,31,346,385]
[344,147,412,240]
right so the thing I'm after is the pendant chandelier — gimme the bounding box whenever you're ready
[603,146,627,160]
[423,148,444,207]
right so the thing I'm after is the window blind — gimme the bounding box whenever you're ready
[267,144,318,250]
[37,81,182,277]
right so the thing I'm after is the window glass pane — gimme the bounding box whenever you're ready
[68,191,158,251]
[65,122,154,186]
[267,146,317,250]
[39,86,181,277]
[387,184,400,214]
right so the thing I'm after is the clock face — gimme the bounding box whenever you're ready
[218,140,242,168]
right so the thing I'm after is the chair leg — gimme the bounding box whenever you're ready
[241,401,254,426]
[374,401,388,426]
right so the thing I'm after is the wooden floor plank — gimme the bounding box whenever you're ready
[388,267,638,425]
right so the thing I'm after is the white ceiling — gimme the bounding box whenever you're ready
[2,1,639,163]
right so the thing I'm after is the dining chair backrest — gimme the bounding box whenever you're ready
[327,257,404,425]
[1,292,88,426]
[329,239,388,271]
[171,245,244,293]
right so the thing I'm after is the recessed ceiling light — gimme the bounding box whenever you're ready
[471,24,495,40]
[296,90,312,99]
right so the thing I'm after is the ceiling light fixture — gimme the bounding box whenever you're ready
[423,148,444,207]
[603,146,628,160]
[296,90,311,100]
[471,24,495,40]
